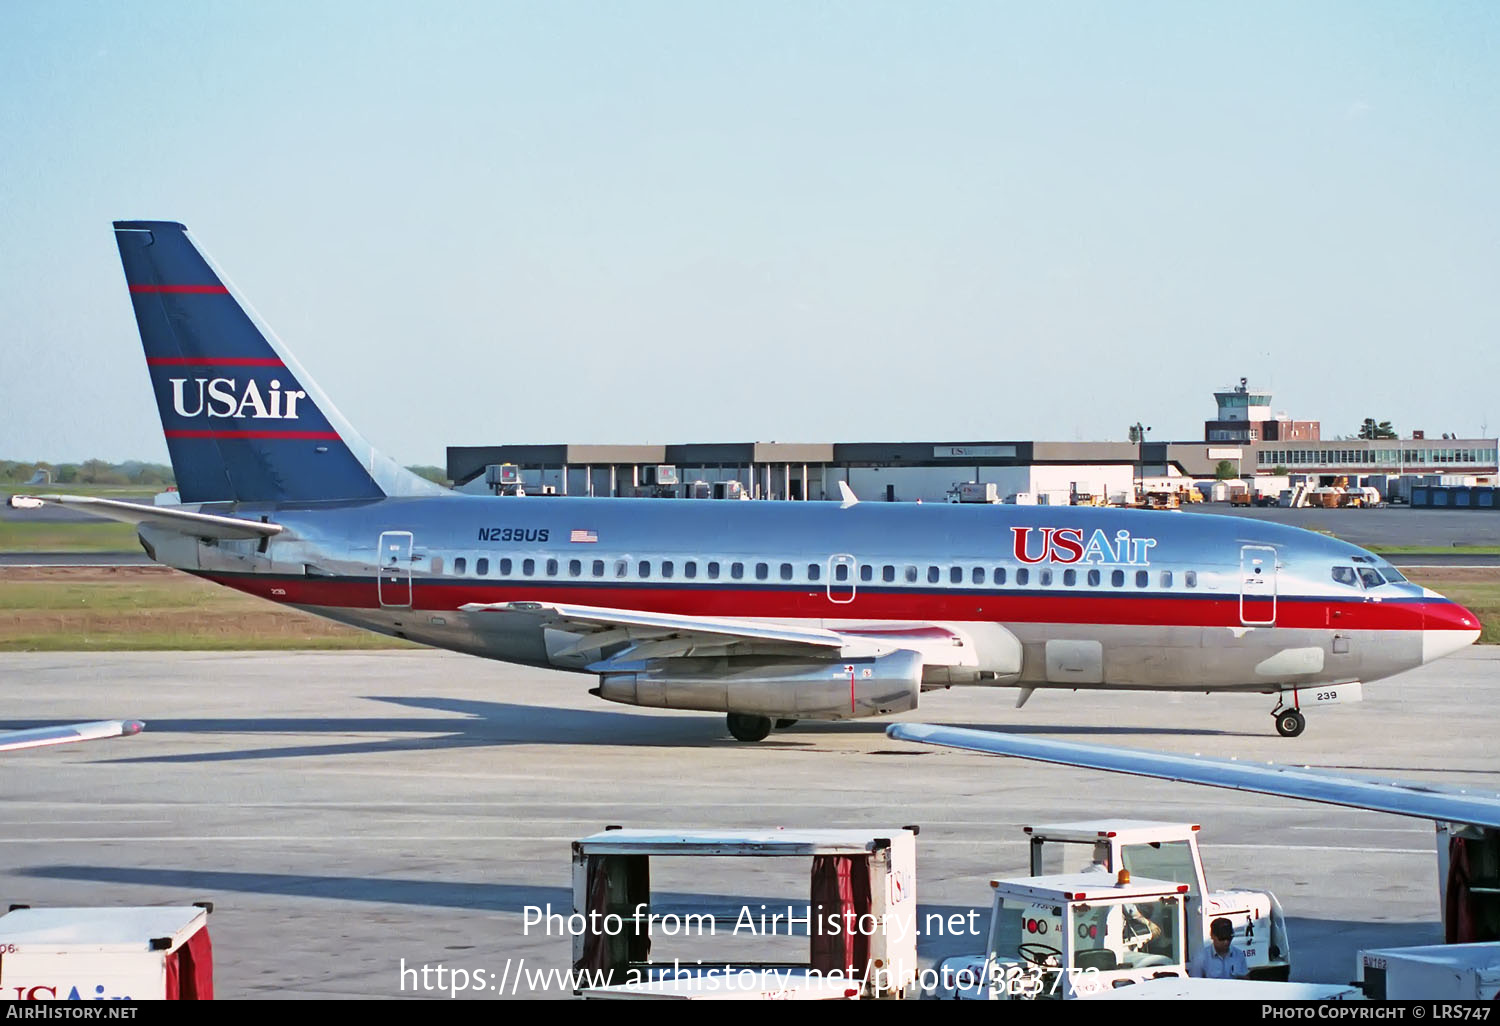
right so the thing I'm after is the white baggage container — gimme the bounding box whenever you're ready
[0,905,213,1000]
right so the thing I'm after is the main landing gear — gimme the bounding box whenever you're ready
[725,714,798,742]
[1272,705,1306,738]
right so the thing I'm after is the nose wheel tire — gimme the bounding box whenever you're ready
[1274,709,1306,738]
[727,713,773,742]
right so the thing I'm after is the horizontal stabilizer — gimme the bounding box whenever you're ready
[9,494,282,541]
[0,719,145,753]
[887,723,1500,830]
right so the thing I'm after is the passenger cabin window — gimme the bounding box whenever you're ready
[569,559,582,577]
[1039,569,1052,586]
[684,561,697,579]
[834,564,849,582]
[882,565,895,583]
[638,561,651,577]
[1063,569,1076,586]
[1111,570,1125,587]
[453,557,467,575]
[614,559,628,578]
[592,560,605,577]
[1087,569,1101,587]
[545,558,558,576]
[1331,566,1358,587]
[993,567,1006,585]
[950,566,963,585]
[476,558,488,576]
[860,564,873,582]
[972,567,985,585]
[808,564,821,581]
[904,565,918,583]
[662,561,674,579]
[731,562,744,580]
[1185,571,1197,588]
[779,563,793,581]
[755,563,769,581]
[1016,568,1029,586]
[929,567,941,584]
[500,558,512,575]
[708,561,720,579]
[523,558,535,576]
[1159,570,1172,588]
[1136,570,1149,588]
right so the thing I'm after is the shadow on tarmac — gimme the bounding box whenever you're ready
[9,695,1256,764]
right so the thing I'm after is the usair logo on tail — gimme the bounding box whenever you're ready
[169,377,307,419]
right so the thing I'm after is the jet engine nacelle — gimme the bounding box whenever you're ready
[594,650,923,720]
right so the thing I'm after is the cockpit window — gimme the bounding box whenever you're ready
[1379,564,1408,584]
[1358,568,1384,589]
[1331,566,1358,587]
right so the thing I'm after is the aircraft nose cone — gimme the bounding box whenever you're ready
[1422,592,1481,663]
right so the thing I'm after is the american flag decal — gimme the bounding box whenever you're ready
[570,529,598,544]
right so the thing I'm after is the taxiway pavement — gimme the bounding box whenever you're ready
[2,648,1494,998]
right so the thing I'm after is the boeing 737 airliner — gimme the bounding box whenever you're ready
[9,222,1481,740]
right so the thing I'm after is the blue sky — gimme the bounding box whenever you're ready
[2,1,1497,465]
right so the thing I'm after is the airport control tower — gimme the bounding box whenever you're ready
[1214,378,1272,424]
[1205,378,1319,443]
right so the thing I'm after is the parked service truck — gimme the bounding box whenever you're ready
[1021,820,1292,980]
[947,482,999,504]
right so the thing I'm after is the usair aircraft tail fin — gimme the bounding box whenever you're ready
[113,221,446,504]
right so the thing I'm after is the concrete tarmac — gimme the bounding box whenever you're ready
[2,648,1496,998]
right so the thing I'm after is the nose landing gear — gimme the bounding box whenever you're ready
[1272,706,1306,738]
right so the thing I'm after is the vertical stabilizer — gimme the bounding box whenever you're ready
[113,221,445,504]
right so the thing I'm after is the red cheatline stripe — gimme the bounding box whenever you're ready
[129,284,228,294]
[146,357,284,366]
[164,430,341,440]
[193,572,1445,632]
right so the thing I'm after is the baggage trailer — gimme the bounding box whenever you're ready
[570,827,917,999]
[1356,942,1500,999]
[0,905,213,1000]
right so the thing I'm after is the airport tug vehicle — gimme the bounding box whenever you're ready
[1021,820,1292,980]
[923,871,1192,998]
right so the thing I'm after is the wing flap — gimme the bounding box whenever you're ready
[460,601,849,652]
[9,494,282,541]
[887,723,1500,829]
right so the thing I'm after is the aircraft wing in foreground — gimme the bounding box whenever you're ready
[886,722,1500,942]
[0,719,146,754]
[886,723,1500,828]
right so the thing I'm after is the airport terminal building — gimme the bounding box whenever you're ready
[447,381,1497,504]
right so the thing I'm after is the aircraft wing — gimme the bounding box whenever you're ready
[887,723,1500,830]
[8,494,282,541]
[459,601,853,662]
[0,719,145,753]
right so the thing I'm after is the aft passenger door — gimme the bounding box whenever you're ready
[378,531,413,608]
[827,553,856,605]
[1239,545,1277,626]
